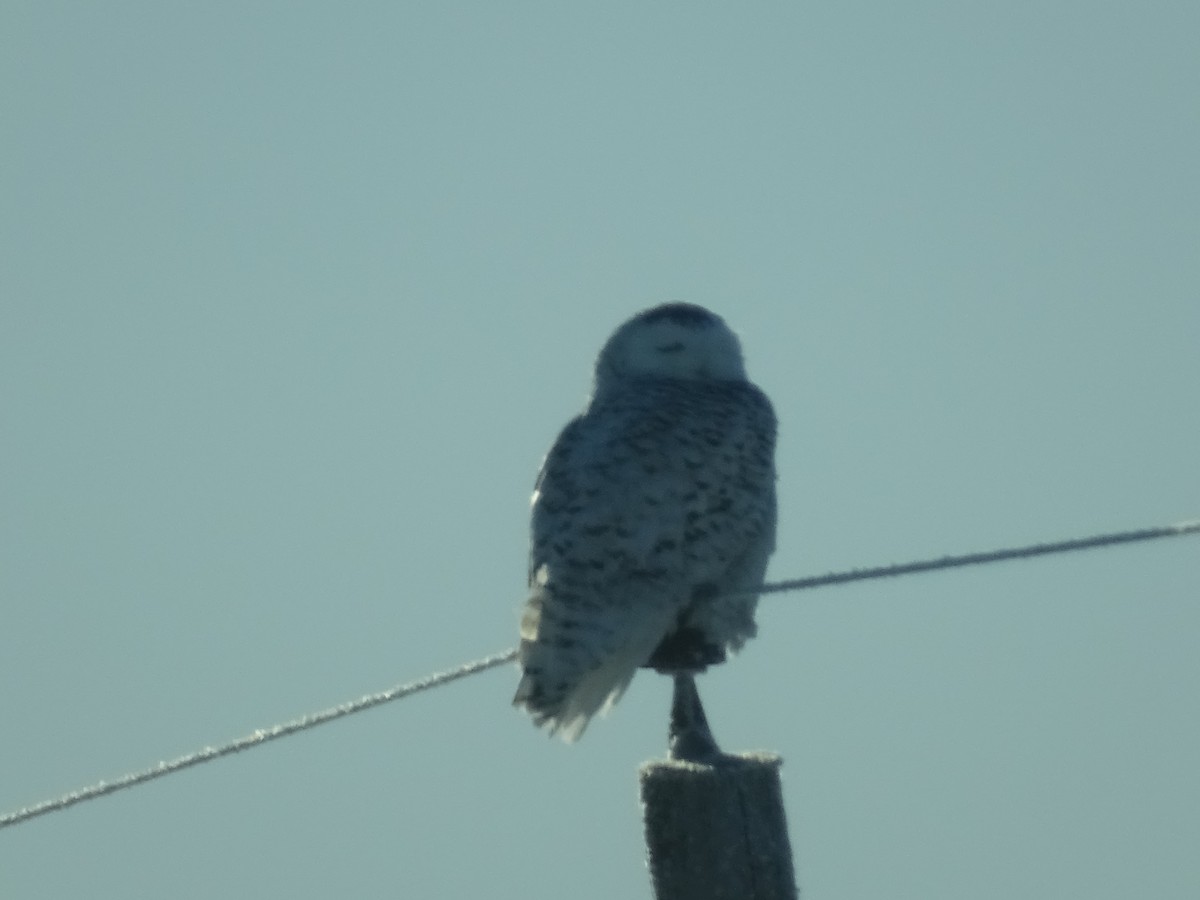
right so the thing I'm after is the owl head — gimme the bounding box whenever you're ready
[592,303,747,399]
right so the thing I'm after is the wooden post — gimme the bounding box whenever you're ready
[639,675,797,899]
[640,752,797,899]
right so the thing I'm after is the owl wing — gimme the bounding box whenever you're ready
[513,384,775,740]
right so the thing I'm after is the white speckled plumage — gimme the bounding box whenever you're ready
[513,303,777,740]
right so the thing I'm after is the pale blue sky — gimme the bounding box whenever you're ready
[2,3,1198,898]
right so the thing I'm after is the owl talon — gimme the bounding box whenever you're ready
[668,673,722,762]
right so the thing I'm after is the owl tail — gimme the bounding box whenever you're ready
[512,587,673,741]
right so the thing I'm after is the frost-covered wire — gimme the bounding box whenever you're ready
[0,649,517,830]
[2,518,1196,832]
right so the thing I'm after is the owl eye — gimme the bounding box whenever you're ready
[656,342,685,354]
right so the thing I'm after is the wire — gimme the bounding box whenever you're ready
[1,518,1196,832]
[0,648,517,831]
[758,518,1200,596]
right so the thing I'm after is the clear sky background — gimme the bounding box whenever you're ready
[2,3,1198,898]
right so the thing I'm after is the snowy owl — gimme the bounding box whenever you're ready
[513,303,777,747]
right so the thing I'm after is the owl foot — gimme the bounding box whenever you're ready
[667,673,722,762]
